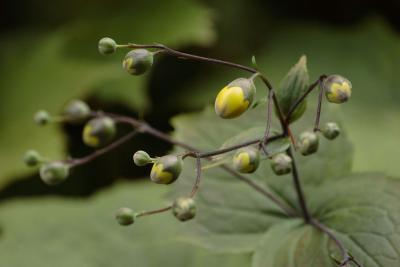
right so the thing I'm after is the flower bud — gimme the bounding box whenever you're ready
[150,155,183,184]
[133,150,152,166]
[323,75,352,104]
[215,78,256,119]
[40,161,69,185]
[122,49,153,75]
[98,37,117,55]
[298,131,319,156]
[34,110,51,126]
[63,99,91,123]
[23,150,41,167]
[115,207,135,226]
[172,197,196,222]
[82,117,116,147]
[270,153,292,175]
[232,146,260,173]
[322,122,340,140]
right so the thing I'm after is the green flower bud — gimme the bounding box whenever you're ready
[133,150,152,166]
[270,153,292,175]
[322,122,340,140]
[98,37,117,55]
[40,161,69,185]
[34,110,51,126]
[82,117,116,147]
[215,78,256,119]
[115,207,135,226]
[232,146,260,173]
[172,197,196,222]
[63,99,91,123]
[298,131,319,156]
[150,155,183,184]
[23,150,41,167]
[122,49,153,75]
[323,75,352,104]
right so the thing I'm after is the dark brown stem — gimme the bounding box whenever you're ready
[260,88,274,155]
[286,148,311,222]
[190,156,202,198]
[68,130,139,167]
[136,206,172,218]
[310,219,363,267]
[313,79,325,132]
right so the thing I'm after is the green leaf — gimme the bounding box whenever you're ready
[0,181,250,267]
[169,105,400,266]
[275,55,309,123]
[0,0,215,189]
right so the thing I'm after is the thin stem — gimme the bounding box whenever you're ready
[68,130,139,167]
[310,219,363,267]
[126,43,257,73]
[260,88,274,154]
[136,206,172,218]
[313,79,325,132]
[286,148,311,222]
[285,75,327,124]
[220,164,297,217]
[190,156,202,198]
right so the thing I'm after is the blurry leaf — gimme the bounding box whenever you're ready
[0,181,250,267]
[0,0,215,188]
[169,107,399,266]
[275,55,309,123]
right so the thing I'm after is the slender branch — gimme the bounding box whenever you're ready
[68,130,139,167]
[310,219,363,267]
[219,164,297,217]
[285,75,327,123]
[286,148,311,222]
[313,79,325,132]
[190,156,202,198]
[260,88,274,155]
[136,206,172,218]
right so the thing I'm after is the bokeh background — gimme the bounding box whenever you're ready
[1,0,400,266]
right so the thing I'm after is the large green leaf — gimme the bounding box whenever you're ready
[0,0,215,188]
[0,181,250,267]
[168,106,399,266]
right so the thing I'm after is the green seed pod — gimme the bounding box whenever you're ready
[150,155,183,184]
[270,153,292,175]
[23,150,41,167]
[298,131,319,156]
[322,122,340,140]
[122,49,153,75]
[63,99,91,123]
[215,78,256,119]
[98,37,117,55]
[82,117,116,147]
[172,197,196,222]
[133,150,152,166]
[39,161,69,185]
[34,110,51,126]
[232,146,260,173]
[323,75,352,104]
[115,207,135,226]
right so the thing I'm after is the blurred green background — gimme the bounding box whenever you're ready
[1,0,400,266]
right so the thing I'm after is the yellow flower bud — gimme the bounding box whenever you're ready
[215,78,255,119]
[150,155,183,184]
[232,146,260,173]
[323,75,352,104]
